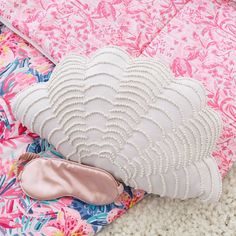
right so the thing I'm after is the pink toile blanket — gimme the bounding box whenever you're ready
[0,0,236,235]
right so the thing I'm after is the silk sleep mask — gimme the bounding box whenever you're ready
[16,153,124,205]
[12,46,223,203]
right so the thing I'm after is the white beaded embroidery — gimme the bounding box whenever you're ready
[11,46,223,203]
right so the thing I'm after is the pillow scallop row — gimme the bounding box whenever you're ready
[12,46,222,202]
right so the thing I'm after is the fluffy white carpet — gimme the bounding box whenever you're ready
[101,165,236,236]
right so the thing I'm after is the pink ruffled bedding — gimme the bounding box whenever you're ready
[0,0,236,235]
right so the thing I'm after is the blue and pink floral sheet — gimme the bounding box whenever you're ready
[1,0,236,234]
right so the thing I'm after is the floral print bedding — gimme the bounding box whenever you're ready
[0,24,145,235]
[0,0,190,63]
[0,0,235,176]
[0,0,236,235]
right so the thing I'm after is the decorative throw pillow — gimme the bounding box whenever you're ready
[12,46,222,202]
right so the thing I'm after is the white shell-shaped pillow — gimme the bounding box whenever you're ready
[12,47,222,202]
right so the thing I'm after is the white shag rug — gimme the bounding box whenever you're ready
[101,165,236,236]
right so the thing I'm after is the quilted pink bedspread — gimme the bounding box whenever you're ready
[0,0,236,235]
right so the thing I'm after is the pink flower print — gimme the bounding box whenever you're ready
[16,47,28,60]
[97,1,116,20]
[0,45,14,68]
[3,72,37,103]
[115,189,145,209]
[213,149,233,177]
[107,208,126,223]
[0,216,22,229]
[0,120,10,140]
[42,208,94,236]
[218,98,236,124]
[0,163,23,198]
[0,102,12,140]
[172,57,193,77]
[188,9,203,24]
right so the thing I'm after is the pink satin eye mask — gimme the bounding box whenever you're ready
[17,153,124,205]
